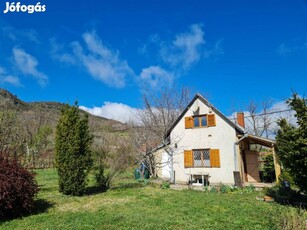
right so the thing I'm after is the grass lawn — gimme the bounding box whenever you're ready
[0,169,305,229]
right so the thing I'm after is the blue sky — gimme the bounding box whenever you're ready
[0,0,306,122]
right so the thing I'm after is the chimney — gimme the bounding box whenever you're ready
[237,112,245,128]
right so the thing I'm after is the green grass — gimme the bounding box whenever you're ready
[1,169,306,229]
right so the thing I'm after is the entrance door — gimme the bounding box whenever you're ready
[245,151,260,182]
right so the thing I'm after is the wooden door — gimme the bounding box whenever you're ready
[245,151,260,182]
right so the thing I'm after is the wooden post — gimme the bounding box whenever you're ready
[272,146,281,183]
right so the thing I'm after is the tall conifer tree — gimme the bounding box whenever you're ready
[276,94,307,193]
[55,103,93,196]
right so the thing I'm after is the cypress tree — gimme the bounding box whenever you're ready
[276,94,307,193]
[55,103,93,196]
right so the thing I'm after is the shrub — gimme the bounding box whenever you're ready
[220,184,232,193]
[0,157,39,218]
[161,181,170,189]
[210,187,217,193]
[243,184,255,193]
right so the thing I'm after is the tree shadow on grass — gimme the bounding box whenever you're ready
[84,182,144,195]
[267,187,307,209]
[275,193,307,209]
[0,198,54,223]
[85,185,108,195]
[32,198,55,215]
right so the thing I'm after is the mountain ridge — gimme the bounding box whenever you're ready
[0,88,126,134]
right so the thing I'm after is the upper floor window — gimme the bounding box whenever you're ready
[185,114,216,129]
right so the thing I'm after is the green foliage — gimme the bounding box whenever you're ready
[55,103,93,196]
[243,184,255,193]
[220,184,232,193]
[203,184,255,194]
[31,125,52,151]
[276,93,307,193]
[262,154,275,182]
[278,169,295,187]
[210,186,217,193]
[161,181,170,189]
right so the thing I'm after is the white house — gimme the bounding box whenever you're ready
[154,94,281,186]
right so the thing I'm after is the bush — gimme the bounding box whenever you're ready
[161,181,170,189]
[243,184,255,193]
[220,184,232,193]
[0,157,39,218]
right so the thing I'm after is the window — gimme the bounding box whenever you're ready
[185,114,216,129]
[194,117,200,127]
[193,116,207,128]
[193,149,210,167]
[184,149,220,168]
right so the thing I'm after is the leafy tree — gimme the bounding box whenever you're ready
[276,93,307,193]
[55,103,93,196]
[0,156,39,218]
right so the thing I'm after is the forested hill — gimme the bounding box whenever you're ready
[0,88,127,135]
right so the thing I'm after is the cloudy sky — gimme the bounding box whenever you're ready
[0,0,306,123]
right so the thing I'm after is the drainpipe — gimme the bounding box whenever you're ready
[233,134,248,171]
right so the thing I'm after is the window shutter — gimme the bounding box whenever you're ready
[184,150,193,168]
[185,117,194,129]
[207,114,216,127]
[210,149,220,168]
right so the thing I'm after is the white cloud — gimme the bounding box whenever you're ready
[277,43,293,56]
[0,67,22,87]
[72,31,135,88]
[80,102,138,123]
[2,75,22,86]
[50,38,76,64]
[277,41,307,56]
[160,24,205,69]
[204,39,224,58]
[13,48,48,87]
[139,66,174,89]
[0,25,39,44]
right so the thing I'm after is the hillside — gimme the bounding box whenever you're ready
[0,88,127,138]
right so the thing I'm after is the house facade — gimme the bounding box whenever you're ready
[154,94,281,186]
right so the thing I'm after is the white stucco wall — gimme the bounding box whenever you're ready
[168,98,238,185]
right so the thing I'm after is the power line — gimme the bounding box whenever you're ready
[229,109,292,120]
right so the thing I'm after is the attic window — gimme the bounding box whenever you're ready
[185,114,216,129]
[193,115,207,127]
